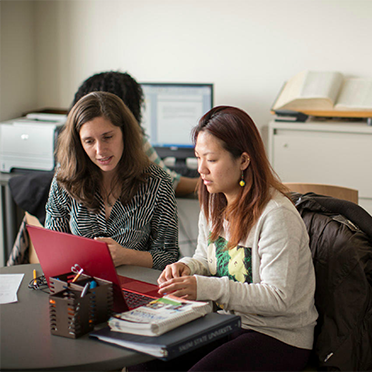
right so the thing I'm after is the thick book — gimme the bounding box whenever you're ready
[108,295,212,337]
[271,70,372,118]
[90,312,241,360]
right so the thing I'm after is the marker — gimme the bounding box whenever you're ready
[90,280,97,289]
[33,269,37,286]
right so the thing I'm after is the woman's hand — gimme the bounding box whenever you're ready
[157,262,196,300]
[94,237,126,266]
[94,237,152,268]
[158,275,197,300]
[157,262,191,284]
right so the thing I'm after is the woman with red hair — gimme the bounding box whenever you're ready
[135,106,318,371]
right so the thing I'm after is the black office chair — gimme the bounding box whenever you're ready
[291,192,372,371]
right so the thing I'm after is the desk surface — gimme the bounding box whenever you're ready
[0,264,161,371]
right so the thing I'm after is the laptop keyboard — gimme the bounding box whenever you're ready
[123,290,156,309]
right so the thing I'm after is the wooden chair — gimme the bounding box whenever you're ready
[283,182,359,204]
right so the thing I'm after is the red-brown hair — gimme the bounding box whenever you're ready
[192,106,289,249]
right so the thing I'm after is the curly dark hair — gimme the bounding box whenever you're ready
[70,71,144,128]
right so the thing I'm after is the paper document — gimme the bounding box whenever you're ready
[0,274,24,304]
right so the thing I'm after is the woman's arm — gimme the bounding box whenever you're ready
[195,207,311,315]
[158,206,313,316]
[174,176,199,196]
[142,136,199,196]
[142,137,181,188]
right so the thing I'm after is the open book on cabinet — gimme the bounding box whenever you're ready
[271,71,372,119]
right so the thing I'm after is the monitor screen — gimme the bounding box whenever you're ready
[140,83,214,160]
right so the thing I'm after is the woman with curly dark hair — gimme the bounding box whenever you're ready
[71,71,144,129]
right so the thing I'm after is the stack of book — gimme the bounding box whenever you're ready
[90,295,241,360]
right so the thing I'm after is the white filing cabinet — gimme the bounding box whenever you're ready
[268,120,372,216]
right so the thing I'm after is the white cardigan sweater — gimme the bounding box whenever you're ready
[179,191,318,349]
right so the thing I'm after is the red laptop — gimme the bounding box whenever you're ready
[26,225,161,312]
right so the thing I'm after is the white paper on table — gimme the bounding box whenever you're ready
[0,274,24,304]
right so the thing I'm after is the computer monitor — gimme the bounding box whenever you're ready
[140,83,214,163]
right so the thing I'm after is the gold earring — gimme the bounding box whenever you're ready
[239,171,246,187]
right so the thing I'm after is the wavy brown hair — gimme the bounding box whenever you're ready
[56,91,149,212]
[192,106,289,249]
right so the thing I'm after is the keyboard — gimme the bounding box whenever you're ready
[169,165,199,178]
[123,290,157,309]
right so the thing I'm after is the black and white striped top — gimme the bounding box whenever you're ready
[45,164,180,270]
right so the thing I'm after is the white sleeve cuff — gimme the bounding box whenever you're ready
[195,275,230,303]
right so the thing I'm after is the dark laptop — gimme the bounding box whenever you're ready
[26,225,161,313]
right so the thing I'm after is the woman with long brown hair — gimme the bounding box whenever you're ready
[45,91,179,270]
[149,106,318,371]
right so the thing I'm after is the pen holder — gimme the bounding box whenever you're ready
[49,272,114,337]
[71,276,114,324]
[50,272,91,293]
[49,288,94,338]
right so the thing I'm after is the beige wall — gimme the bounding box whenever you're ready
[1,0,371,263]
[1,0,372,130]
[0,1,37,120]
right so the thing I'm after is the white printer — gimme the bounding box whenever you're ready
[0,113,66,173]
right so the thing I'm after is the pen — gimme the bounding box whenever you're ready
[81,282,90,297]
[71,268,84,283]
[33,269,37,286]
